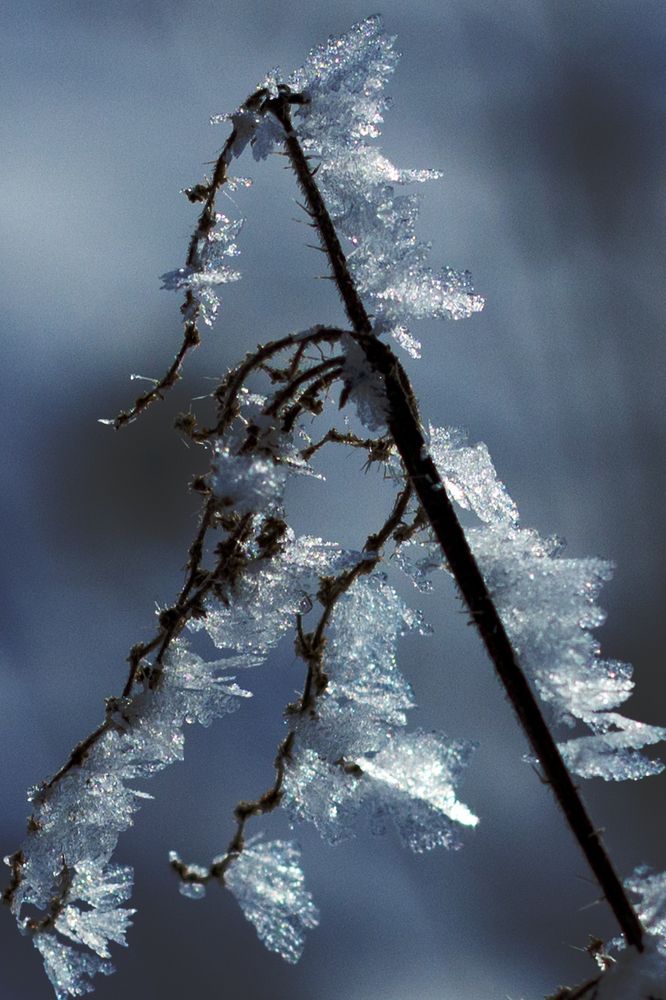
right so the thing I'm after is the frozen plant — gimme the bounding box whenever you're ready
[4,15,666,999]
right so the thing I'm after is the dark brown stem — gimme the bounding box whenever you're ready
[41,511,253,794]
[212,326,348,437]
[300,429,391,463]
[268,99,372,336]
[265,356,344,416]
[272,94,644,951]
[548,976,603,1000]
[280,367,345,433]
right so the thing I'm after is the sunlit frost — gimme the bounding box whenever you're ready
[225,840,319,963]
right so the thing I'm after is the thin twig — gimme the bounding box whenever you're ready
[111,88,272,430]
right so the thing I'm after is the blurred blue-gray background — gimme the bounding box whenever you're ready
[2,2,665,998]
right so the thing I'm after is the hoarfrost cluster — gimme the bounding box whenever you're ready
[224,839,319,965]
[161,212,243,326]
[7,639,250,996]
[286,15,484,359]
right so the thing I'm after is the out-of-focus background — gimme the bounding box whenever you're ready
[2,2,665,998]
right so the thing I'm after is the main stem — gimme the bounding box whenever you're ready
[270,94,644,951]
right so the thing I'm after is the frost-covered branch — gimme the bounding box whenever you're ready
[109,87,284,430]
[7,14,666,1000]
[170,478,413,885]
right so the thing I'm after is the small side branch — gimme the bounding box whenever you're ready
[111,88,272,429]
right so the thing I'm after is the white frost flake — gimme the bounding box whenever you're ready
[359,731,479,852]
[469,523,666,779]
[33,934,113,1000]
[211,445,287,515]
[161,213,242,325]
[13,640,251,994]
[224,840,319,963]
[283,576,477,852]
[286,16,483,355]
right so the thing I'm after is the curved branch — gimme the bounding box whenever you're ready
[171,472,414,888]
[110,88,273,429]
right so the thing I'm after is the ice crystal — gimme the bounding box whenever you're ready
[55,906,134,961]
[428,425,519,527]
[308,574,417,756]
[178,881,206,900]
[625,868,666,951]
[282,748,366,843]
[54,862,135,963]
[560,715,666,781]
[384,418,665,784]
[208,15,483,355]
[212,446,287,515]
[288,15,398,142]
[159,641,252,727]
[13,641,250,994]
[340,335,390,431]
[468,524,666,778]
[20,860,133,997]
[67,861,133,912]
[286,16,483,354]
[161,213,242,325]
[283,575,477,850]
[33,935,113,1000]
[393,423,518,593]
[284,730,478,853]
[359,730,479,851]
[224,840,319,963]
[190,532,362,660]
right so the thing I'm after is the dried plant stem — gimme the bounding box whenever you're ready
[548,976,603,1000]
[270,93,645,951]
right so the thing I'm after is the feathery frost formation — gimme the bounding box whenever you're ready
[210,15,483,358]
[10,14,666,1000]
[224,840,319,964]
[286,15,484,358]
[384,420,666,783]
[161,212,243,326]
[7,641,250,996]
[282,574,478,849]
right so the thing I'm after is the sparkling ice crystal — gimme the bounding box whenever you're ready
[283,574,478,849]
[224,840,319,964]
[161,213,243,326]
